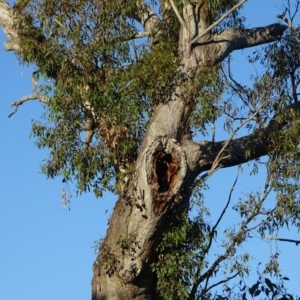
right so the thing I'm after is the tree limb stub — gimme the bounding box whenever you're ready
[191,23,288,66]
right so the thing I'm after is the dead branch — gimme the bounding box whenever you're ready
[9,93,49,118]
[204,272,239,295]
[265,235,300,245]
[134,31,151,39]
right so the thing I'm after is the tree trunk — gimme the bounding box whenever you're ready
[91,25,288,300]
[90,8,289,300]
[0,1,290,299]
[92,88,198,299]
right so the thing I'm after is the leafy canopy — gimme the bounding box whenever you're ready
[14,0,245,195]
[9,0,300,297]
[15,0,180,195]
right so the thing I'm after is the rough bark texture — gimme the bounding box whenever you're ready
[0,1,292,299]
[92,136,192,299]
[90,16,288,300]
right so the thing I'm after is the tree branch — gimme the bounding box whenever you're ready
[212,173,239,232]
[189,174,239,299]
[204,105,264,178]
[212,23,288,63]
[204,272,239,295]
[265,235,300,245]
[194,102,300,174]
[191,23,288,66]
[133,31,151,39]
[190,0,247,44]
[0,1,160,53]
[169,0,186,29]
[9,93,49,118]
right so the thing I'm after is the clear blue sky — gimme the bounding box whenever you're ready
[1,1,299,299]
[0,33,115,298]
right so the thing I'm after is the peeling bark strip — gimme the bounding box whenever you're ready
[145,137,187,215]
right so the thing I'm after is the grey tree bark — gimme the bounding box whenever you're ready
[90,6,288,298]
[0,1,291,299]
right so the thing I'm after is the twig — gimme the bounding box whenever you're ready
[190,0,247,44]
[212,172,239,233]
[291,0,300,23]
[209,108,258,173]
[204,272,239,295]
[200,165,222,181]
[265,235,300,245]
[8,93,49,118]
[190,175,239,298]
[206,98,268,178]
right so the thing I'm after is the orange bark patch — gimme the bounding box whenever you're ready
[151,151,179,214]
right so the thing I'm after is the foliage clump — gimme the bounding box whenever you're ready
[13,0,179,195]
[6,0,300,298]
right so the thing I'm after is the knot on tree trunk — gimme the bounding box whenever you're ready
[145,136,187,215]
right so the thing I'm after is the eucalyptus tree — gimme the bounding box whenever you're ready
[1,0,300,299]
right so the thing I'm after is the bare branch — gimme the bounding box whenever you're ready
[189,174,239,298]
[212,173,239,232]
[290,0,300,23]
[81,99,97,146]
[204,272,239,295]
[265,235,300,245]
[169,0,186,29]
[82,118,96,146]
[191,23,287,66]
[9,93,49,118]
[119,31,152,43]
[211,23,288,62]
[134,31,151,39]
[83,99,97,120]
[190,0,247,44]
